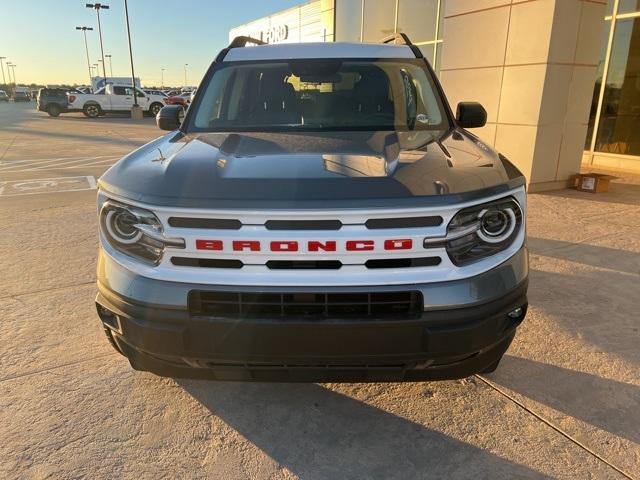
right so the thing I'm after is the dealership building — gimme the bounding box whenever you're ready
[230,0,640,191]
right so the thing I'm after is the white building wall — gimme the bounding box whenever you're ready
[229,0,335,44]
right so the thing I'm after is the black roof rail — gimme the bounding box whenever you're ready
[215,36,266,62]
[379,33,423,59]
[228,36,266,48]
[380,33,413,45]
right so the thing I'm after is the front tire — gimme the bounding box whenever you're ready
[47,104,61,117]
[83,103,101,118]
[149,102,163,116]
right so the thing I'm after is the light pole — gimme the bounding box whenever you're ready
[6,63,13,85]
[86,3,109,81]
[76,26,94,87]
[105,54,113,77]
[9,64,16,86]
[0,57,6,85]
[183,64,188,87]
[161,68,165,89]
[123,0,139,110]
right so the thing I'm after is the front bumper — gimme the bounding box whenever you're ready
[96,247,528,382]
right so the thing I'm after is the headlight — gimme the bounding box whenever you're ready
[99,200,184,265]
[425,197,523,266]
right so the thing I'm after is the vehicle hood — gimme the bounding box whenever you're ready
[99,129,524,209]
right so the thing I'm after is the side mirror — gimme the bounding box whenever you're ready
[157,105,185,131]
[456,102,487,128]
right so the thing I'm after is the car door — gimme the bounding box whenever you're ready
[111,86,131,110]
[134,88,150,109]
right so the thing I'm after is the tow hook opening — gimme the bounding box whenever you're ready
[96,303,122,334]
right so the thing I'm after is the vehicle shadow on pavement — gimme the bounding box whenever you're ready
[178,380,550,480]
[528,237,640,275]
[527,266,639,368]
[487,355,640,445]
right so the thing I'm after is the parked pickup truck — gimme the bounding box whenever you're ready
[68,84,165,118]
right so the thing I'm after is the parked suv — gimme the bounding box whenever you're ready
[37,88,70,117]
[95,35,528,382]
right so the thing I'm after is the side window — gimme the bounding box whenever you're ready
[113,86,127,95]
[135,89,145,98]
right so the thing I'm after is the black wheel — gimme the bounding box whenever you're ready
[103,326,125,356]
[480,357,502,374]
[83,103,101,118]
[149,102,163,116]
[47,104,61,117]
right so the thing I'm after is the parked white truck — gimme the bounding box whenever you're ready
[67,84,165,118]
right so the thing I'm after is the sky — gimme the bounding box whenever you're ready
[0,0,304,87]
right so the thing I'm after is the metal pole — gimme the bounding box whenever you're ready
[79,28,93,87]
[0,57,6,85]
[6,64,12,85]
[106,54,113,77]
[161,68,165,89]
[96,8,108,80]
[184,64,188,87]
[123,0,138,106]
[10,65,16,86]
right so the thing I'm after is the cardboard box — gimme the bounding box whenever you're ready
[571,173,616,193]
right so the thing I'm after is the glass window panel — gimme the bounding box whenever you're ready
[335,0,363,42]
[607,0,615,16]
[418,44,435,67]
[585,21,611,148]
[397,0,439,43]
[362,0,396,42]
[618,0,640,14]
[434,43,442,73]
[594,18,640,155]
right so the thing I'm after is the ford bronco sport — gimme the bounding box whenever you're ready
[95,35,528,382]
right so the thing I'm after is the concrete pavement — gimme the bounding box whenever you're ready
[0,101,638,479]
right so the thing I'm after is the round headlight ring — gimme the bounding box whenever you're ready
[104,209,143,245]
[477,207,517,244]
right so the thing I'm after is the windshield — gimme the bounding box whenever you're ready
[190,58,448,132]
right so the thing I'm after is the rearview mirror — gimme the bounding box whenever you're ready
[456,102,487,129]
[157,105,185,131]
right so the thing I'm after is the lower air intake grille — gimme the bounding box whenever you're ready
[189,291,423,320]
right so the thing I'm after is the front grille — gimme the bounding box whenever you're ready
[167,216,442,230]
[168,217,241,229]
[265,220,342,230]
[265,260,342,269]
[171,256,442,270]
[171,257,243,269]
[189,290,423,320]
[365,257,441,269]
[365,216,443,229]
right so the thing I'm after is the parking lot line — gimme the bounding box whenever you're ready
[0,155,120,172]
[477,375,636,480]
[0,175,97,196]
[0,155,110,166]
